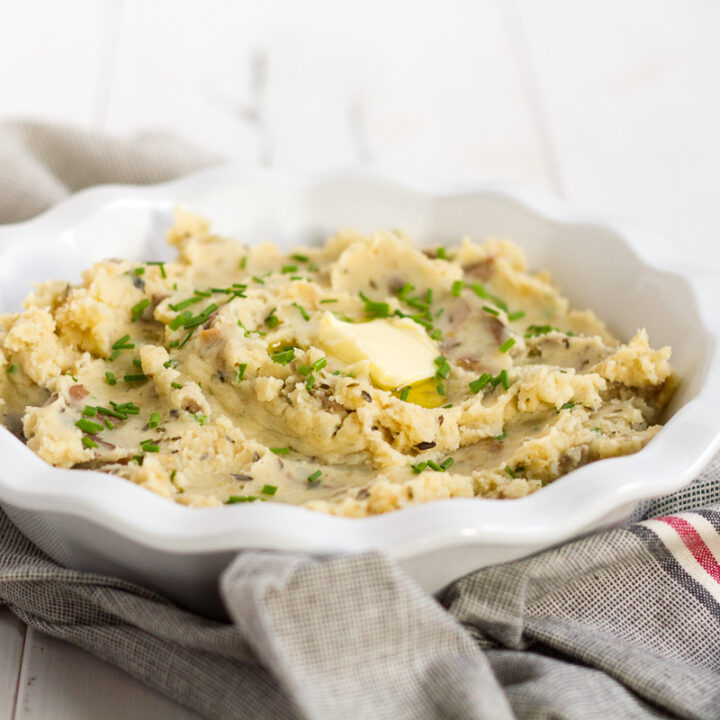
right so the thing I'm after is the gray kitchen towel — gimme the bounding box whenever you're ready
[1,121,719,720]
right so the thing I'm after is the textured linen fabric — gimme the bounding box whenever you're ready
[1,121,720,720]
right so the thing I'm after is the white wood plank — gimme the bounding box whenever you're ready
[15,628,203,720]
[349,0,549,184]
[105,0,549,182]
[513,0,720,269]
[0,0,114,128]
[105,0,263,163]
[0,608,25,718]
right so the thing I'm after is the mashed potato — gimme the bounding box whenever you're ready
[0,211,677,515]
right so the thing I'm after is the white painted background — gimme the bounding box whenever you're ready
[0,0,718,717]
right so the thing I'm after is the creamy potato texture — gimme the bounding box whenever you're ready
[0,211,677,515]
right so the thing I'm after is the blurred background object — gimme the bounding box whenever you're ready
[0,0,718,268]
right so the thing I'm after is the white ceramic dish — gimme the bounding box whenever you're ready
[1,167,719,617]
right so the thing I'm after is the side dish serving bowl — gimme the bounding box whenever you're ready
[1,167,719,617]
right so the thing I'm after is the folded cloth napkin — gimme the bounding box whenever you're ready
[1,121,720,720]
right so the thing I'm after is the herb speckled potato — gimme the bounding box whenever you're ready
[0,210,677,515]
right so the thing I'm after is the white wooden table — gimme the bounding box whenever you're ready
[0,1,718,717]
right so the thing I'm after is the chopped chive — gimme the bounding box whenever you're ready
[270,447,290,455]
[359,291,390,318]
[82,436,98,449]
[148,412,160,429]
[411,315,433,329]
[469,373,492,394]
[147,261,166,278]
[489,294,509,313]
[430,328,443,340]
[270,348,295,365]
[292,302,310,321]
[226,495,263,503]
[471,283,488,299]
[307,469,322,485]
[76,419,104,434]
[404,296,429,312]
[504,466,516,478]
[111,334,134,350]
[559,401,576,411]
[397,282,415,300]
[261,484,278,496]
[169,296,202,312]
[434,355,451,379]
[96,405,126,420]
[427,460,443,471]
[103,418,114,430]
[109,350,121,361]
[312,357,327,372]
[111,401,140,415]
[134,267,145,276]
[320,298,338,304]
[495,432,507,441]
[451,280,464,297]
[7,364,18,375]
[412,461,428,474]
[265,308,279,328]
[193,413,207,426]
[171,381,182,389]
[170,470,177,481]
[141,440,160,453]
[163,358,179,369]
[425,288,433,304]
[305,375,316,391]
[178,330,194,349]
[435,247,448,260]
[291,253,309,263]
[235,363,247,382]
[132,357,142,369]
[307,262,318,272]
[499,338,516,353]
[499,369,510,389]
[183,315,210,330]
[524,324,553,337]
[123,373,148,383]
[240,256,247,270]
[508,310,526,322]
[400,386,411,401]
[193,289,212,298]
[482,305,500,316]
[297,364,313,376]
[443,404,453,408]
[82,406,97,417]
[252,276,265,284]
[593,427,603,434]
[440,457,454,470]
[436,382,446,396]
[281,264,298,274]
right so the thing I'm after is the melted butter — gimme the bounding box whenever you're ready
[392,378,446,408]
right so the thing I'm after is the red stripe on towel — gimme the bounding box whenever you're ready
[658,515,720,584]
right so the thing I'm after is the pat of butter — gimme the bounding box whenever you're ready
[317,312,438,389]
